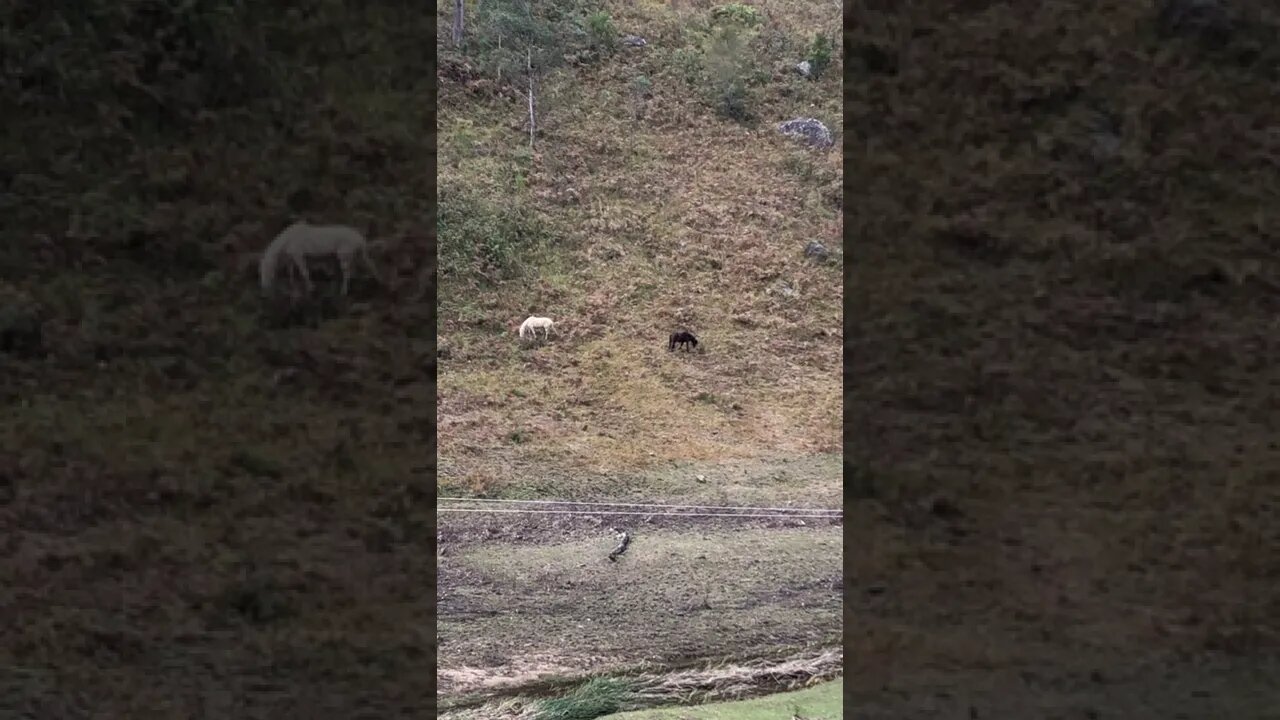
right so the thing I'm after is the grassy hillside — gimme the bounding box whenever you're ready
[438,0,844,495]
[1,3,435,716]
[436,1,845,713]
[843,0,1280,710]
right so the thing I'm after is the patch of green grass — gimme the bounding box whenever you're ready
[536,677,634,720]
[601,679,842,719]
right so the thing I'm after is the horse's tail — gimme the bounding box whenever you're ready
[668,333,676,350]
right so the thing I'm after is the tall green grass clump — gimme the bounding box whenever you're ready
[535,677,634,720]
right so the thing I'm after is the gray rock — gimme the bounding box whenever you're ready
[767,280,799,299]
[795,60,812,77]
[804,240,831,262]
[622,34,648,48]
[777,117,833,149]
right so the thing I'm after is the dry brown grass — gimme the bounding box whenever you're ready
[628,647,841,703]
[439,650,842,720]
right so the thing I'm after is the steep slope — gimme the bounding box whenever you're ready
[844,0,1280,714]
[1,4,435,716]
[438,0,844,494]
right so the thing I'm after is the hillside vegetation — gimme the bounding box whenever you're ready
[438,0,844,494]
[2,3,435,716]
[844,0,1280,714]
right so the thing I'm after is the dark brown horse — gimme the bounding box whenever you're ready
[668,331,698,352]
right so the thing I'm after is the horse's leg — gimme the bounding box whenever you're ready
[292,255,313,294]
[338,252,353,296]
[285,259,300,298]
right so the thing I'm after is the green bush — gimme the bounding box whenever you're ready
[630,74,653,97]
[806,33,835,79]
[586,10,618,52]
[438,186,548,280]
[710,3,762,28]
[463,0,620,83]
[534,677,632,720]
[670,47,705,85]
[702,23,759,123]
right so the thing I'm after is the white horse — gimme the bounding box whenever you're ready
[518,315,558,341]
[259,221,379,296]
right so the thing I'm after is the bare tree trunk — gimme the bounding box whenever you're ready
[452,0,464,47]
[526,49,536,151]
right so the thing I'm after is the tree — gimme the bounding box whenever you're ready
[452,0,465,47]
